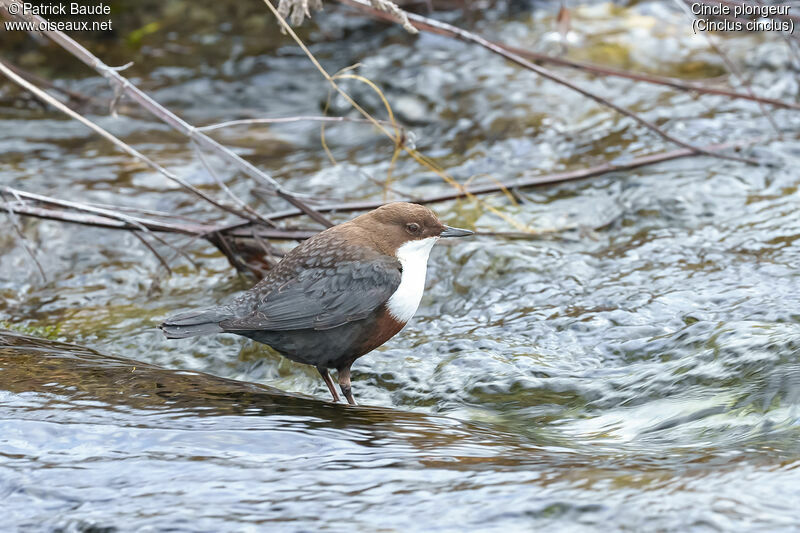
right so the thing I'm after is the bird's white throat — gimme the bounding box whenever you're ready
[387,237,438,323]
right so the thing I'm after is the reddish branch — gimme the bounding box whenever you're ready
[334,0,800,116]
[495,44,800,112]
[2,134,764,278]
[242,137,762,222]
[2,194,316,240]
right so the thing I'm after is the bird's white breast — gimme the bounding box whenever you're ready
[386,237,438,323]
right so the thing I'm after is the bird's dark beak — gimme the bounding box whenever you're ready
[440,225,474,238]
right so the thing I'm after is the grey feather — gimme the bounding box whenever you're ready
[160,305,233,339]
[221,258,401,332]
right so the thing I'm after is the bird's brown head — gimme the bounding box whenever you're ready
[351,202,473,256]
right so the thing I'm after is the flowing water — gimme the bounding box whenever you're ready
[2,1,800,531]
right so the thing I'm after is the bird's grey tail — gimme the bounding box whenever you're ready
[159,306,232,339]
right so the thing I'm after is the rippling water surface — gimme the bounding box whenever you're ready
[2,1,800,531]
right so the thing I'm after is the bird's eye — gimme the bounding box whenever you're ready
[406,223,421,234]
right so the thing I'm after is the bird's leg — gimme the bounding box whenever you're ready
[317,366,340,403]
[337,365,357,406]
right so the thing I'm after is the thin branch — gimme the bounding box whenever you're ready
[0,60,262,224]
[494,43,800,112]
[262,0,547,234]
[131,231,172,275]
[2,196,317,240]
[4,187,198,268]
[0,0,334,228]
[0,58,93,106]
[190,140,277,227]
[198,115,409,134]
[2,135,765,280]
[325,8,800,112]
[1,191,46,282]
[333,0,775,166]
[673,0,783,137]
[250,226,282,264]
[6,137,759,237]
[83,202,210,224]
[249,136,765,222]
[208,231,252,275]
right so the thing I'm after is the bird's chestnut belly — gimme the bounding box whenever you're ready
[241,305,406,369]
[353,306,406,356]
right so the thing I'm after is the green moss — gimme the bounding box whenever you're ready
[127,21,162,47]
[0,320,62,340]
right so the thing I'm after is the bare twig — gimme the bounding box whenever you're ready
[0,60,263,224]
[1,194,317,240]
[0,58,93,106]
[673,0,783,137]
[131,231,173,275]
[494,44,800,112]
[333,0,777,165]
[262,0,551,233]
[4,187,198,268]
[0,62,293,270]
[198,115,409,138]
[1,190,47,282]
[0,0,334,228]
[250,226,282,265]
[190,140,277,227]
[2,134,765,280]
[4,137,760,236]
[83,202,210,224]
[330,1,800,111]
[277,0,418,32]
[249,136,764,222]
[208,231,253,275]
[3,185,311,278]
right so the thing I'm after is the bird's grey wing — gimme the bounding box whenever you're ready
[220,258,402,332]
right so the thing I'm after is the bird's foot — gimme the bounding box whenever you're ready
[340,385,357,406]
[337,365,357,406]
[317,367,340,403]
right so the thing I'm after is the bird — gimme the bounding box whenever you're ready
[159,202,473,405]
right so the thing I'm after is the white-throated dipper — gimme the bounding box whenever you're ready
[160,202,473,405]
